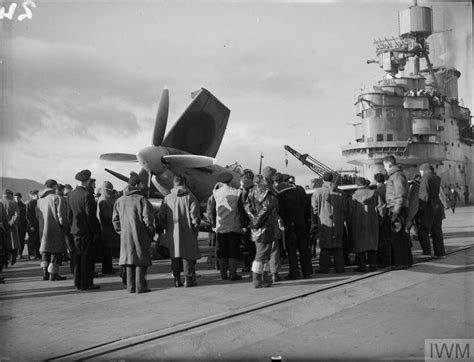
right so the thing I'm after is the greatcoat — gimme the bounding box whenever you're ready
[37,188,67,254]
[67,186,100,237]
[158,186,200,260]
[311,181,347,249]
[348,187,384,253]
[113,186,155,266]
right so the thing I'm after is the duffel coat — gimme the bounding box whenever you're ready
[311,181,347,249]
[37,188,67,253]
[348,187,384,253]
[158,186,200,260]
[113,186,155,267]
[2,197,20,250]
[97,192,120,249]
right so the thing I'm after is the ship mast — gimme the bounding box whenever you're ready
[367,0,440,90]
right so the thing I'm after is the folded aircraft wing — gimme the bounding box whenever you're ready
[161,88,230,157]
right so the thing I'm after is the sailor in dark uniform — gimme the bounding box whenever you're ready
[67,169,101,290]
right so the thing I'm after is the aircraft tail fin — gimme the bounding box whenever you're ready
[162,88,230,157]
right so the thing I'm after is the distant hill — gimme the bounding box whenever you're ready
[0,177,45,199]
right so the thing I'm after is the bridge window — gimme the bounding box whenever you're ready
[376,109,382,117]
[377,134,383,141]
[387,134,393,141]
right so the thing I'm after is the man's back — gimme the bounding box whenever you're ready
[26,199,38,228]
[245,184,278,219]
[275,182,305,222]
[419,171,441,206]
[312,184,346,226]
[386,164,409,214]
[114,188,154,234]
[68,186,99,236]
[37,190,65,230]
[311,182,346,249]
[212,184,242,234]
[17,201,26,227]
[161,186,200,229]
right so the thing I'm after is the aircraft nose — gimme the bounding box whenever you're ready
[137,146,167,174]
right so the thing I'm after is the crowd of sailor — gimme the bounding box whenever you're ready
[0,155,466,290]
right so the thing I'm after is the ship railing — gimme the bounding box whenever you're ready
[341,141,410,156]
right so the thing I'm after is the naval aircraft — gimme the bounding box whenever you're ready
[100,88,241,207]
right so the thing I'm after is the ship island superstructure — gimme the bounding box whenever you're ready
[341,1,473,196]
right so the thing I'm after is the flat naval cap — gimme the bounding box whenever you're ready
[75,169,92,182]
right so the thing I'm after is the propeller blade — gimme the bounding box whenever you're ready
[100,153,138,162]
[104,168,130,183]
[162,155,216,168]
[152,88,169,146]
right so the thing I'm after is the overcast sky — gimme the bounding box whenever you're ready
[1,0,472,189]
